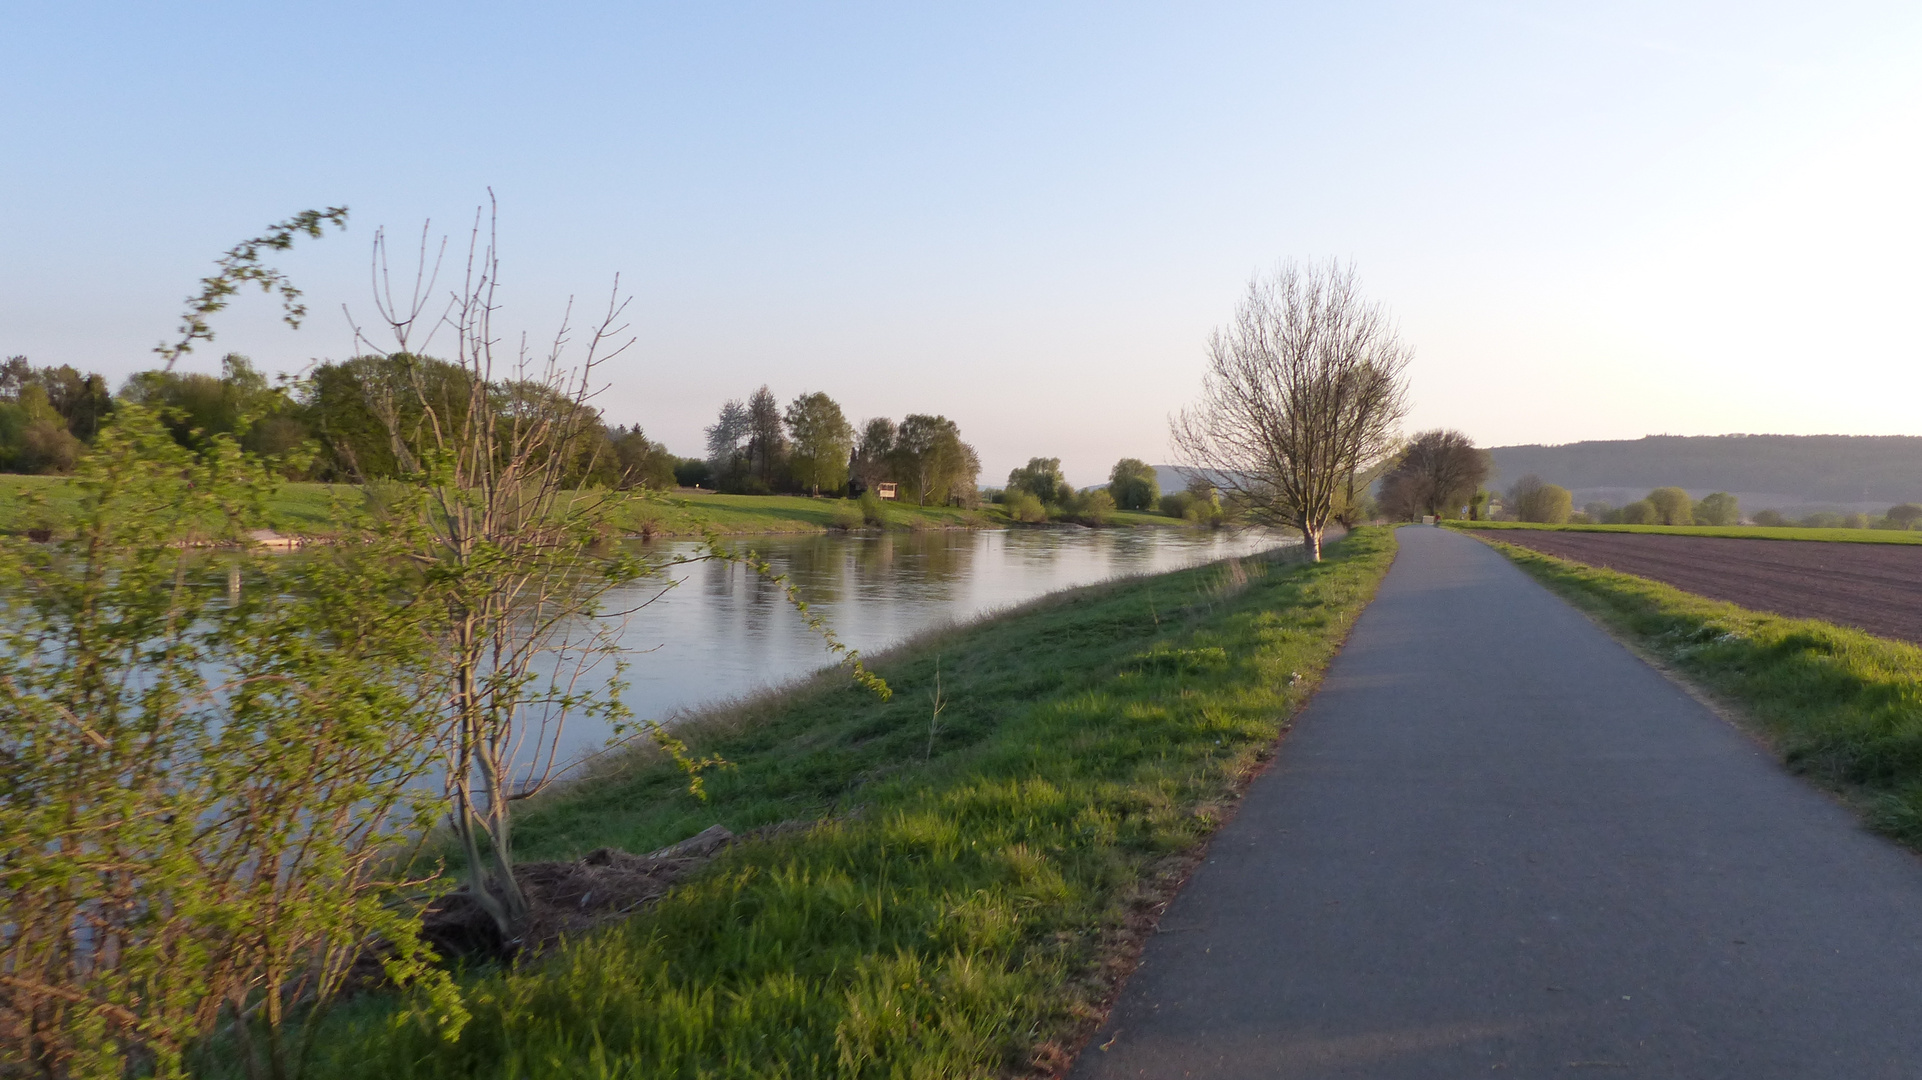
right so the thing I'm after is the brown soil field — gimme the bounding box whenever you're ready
[1465,529,1922,645]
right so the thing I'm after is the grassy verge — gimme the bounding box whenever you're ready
[1452,519,1922,545]
[285,527,1398,1079]
[1479,538,1922,847]
[0,476,1192,538]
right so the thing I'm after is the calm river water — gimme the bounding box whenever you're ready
[564,527,1291,765]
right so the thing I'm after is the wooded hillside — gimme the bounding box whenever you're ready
[1486,435,1922,504]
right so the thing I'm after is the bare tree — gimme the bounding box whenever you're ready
[1380,429,1489,519]
[1173,260,1411,560]
[345,201,645,943]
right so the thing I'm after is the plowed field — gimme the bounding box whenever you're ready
[1467,529,1922,645]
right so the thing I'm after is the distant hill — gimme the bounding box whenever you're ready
[1486,435,1922,512]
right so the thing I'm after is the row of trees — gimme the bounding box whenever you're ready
[992,456,1228,525]
[1753,505,1922,530]
[700,388,983,504]
[0,351,691,492]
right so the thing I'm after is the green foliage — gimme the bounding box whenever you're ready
[1888,504,1922,530]
[1107,458,1159,511]
[0,383,84,474]
[1800,511,1844,529]
[286,530,1400,1079]
[1486,539,1922,849]
[830,501,865,529]
[1644,486,1694,526]
[1006,457,1067,504]
[1515,482,1572,524]
[1618,498,1657,525]
[672,457,711,488]
[1693,491,1740,526]
[1070,487,1116,525]
[1002,489,1047,522]
[0,406,457,1079]
[893,415,980,506]
[858,488,888,526]
[154,208,349,368]
[1752,509,1787,527]
[785,392,855,496]
[609,425,678,490]
[1,356,115,446]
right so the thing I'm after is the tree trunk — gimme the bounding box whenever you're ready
[1305,525,1323,562]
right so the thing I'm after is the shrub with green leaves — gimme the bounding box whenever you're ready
[0,407,458,1079]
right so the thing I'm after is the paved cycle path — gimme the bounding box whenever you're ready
[1075,526,1922,1079]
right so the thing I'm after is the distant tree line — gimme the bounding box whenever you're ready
[0,352,692,489]
[1487,434,1922,505]
[698,387,983,504]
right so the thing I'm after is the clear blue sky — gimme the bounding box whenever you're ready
[5,2,1919,485]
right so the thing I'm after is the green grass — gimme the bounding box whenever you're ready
[1480,537,1922,849]
[280,528,1398,1079]
[1451,519,1922,545]
[0,476,1193,538]
[0,475,357,536]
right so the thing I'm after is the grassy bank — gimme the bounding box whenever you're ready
[279,528,1398,1079]
[0,475,1186,537]
[1480,538,1922,847]
[1453,519,1922,545]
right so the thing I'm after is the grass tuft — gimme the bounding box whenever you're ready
[271,528,1399,1079]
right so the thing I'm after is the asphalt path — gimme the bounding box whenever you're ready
[1073,526,1922,1079]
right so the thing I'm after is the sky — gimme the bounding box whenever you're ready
[4,2,1920,486]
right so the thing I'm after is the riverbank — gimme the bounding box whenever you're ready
[0,476,1187,537]
[263,527,1398,1079]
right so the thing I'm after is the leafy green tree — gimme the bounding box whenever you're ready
[1885,504,1922,530]
[610,425,679,489]
[1007,457,1067,504]
[704,399,751,490]
[673,456,712,488]
[746,385,787,489]
[785,391,855,496]
[1108,458,1160,510]
[1645,486,1694,525]
[1517,482,1573,523]
[1694,492,1740,526]
[1,356,115,445]
[1002,489,1047,522]
[0,384,83,474]
[1752,508,1787,527]
[1073,487,1116,524]
[896,414,979,505]
[1618,499,1658,524]
[850,417,896,493]
[0,406,458,1078]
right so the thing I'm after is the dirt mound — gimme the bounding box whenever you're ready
[420,823,746,961]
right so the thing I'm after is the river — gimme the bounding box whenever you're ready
[562,526,1292,765]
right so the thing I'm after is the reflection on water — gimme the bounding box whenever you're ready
[566,527,1290,764]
